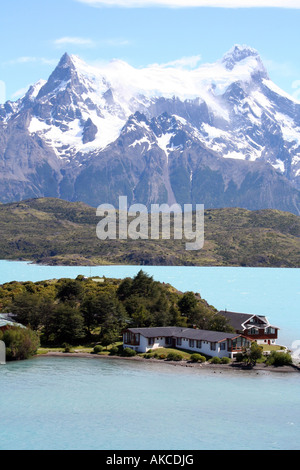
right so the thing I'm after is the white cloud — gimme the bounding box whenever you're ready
[151,55,202,69]
[54,37,96,47]
[101,38,131,47]
[75,0,300,8]
[11,87,30,99]
[53,36,131,49]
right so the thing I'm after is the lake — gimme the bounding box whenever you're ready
[0,356,299,451]
[0,260,299,348]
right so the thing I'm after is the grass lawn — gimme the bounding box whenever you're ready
[141,347,192,360]
[37,342,123,355]
[260,344,286,352]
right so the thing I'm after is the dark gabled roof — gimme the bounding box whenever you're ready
[126,327,183,338]
[218,310,269,330]
[172,328,240,343]
[126,327,241,343]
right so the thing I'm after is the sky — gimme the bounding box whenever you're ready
[1,0,300,102]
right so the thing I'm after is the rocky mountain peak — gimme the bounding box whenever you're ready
[1,46,300,214]
[221,44,268,79]
[36,53,82,100]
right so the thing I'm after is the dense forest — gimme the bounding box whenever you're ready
[0,270,233,349]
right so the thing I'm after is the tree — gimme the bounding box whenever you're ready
[0,326,40,361]
[49,304,85,345]
[10,292,42,330]
[169,304,187,327]
[56,279,83,304]
[130,270,154,297]
[131,305,151,327]
[208,313,235,333]
[244,342,263,367]
[116,277,133,301]
[99,329,120,349]
[178,292,198,317]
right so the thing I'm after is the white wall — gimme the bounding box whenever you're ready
[123,334,233,358]
[177,338,231,358]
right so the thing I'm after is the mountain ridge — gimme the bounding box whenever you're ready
[1,45,300,214]
[0,197,299,267]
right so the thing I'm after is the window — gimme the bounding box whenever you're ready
[249,328,258,335]
[148,338,154,346]
[220,342,226,350]
[210,343,216,351]
[177,337,182,346]
[196,340,202,349]
[266,327,275,334]
[189,339,194,348]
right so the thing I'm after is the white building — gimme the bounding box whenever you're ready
[219,311,279,345]
[123,326,251,359]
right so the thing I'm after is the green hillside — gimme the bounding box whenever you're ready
[0,198,299,267]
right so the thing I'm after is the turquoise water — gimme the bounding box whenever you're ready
[0,356,299,450]
[0,261,299,347]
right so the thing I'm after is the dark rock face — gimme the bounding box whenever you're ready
[82,118,98,144]
[0,47,300,215]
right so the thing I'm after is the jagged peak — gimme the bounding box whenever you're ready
[222,44,259,65]
[221,44,269,81]
[58,52,73,67]
[36,53,83,99]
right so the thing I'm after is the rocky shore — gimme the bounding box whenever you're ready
[39,351,300,374]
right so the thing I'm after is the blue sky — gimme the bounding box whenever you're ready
[1,0,300,101]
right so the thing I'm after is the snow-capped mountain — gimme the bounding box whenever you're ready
[1,45,300,214]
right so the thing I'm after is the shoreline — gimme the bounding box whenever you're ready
[38,351,300,374]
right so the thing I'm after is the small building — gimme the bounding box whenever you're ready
[219,310,279,345]
[0,313,26,333]
[123,326,251,359]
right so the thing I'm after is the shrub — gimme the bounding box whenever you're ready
[266,351,293,367]
[190,353,206,363]
[122,347,137,357]
[159,354,167,360]
[235,353,244,363]
[210,356,221,364]
[221,356,231,364]
[93,345,104,354]
[62,343,73,353]
[166,352,182,361]
[109,346,119,356]
[2,326,40,361]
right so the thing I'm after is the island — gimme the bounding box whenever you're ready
[0,270,296,370]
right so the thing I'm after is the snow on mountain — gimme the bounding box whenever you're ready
[19,46,299,178]
[1,45,300,213]
[22,46,269,151]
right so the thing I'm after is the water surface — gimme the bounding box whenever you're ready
[0,356,299,450]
